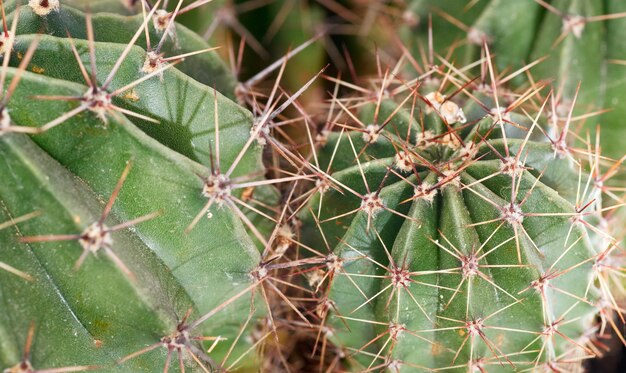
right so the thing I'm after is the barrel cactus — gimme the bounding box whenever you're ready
[302,40,625,371]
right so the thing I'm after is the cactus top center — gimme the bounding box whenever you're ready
[424,91,466,125]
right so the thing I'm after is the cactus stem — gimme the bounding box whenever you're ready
[429,233,522,315]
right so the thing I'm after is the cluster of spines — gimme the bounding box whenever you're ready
[230,40,624,373]
[282,21,624,373]
[313,18,626,373]
[240,3,626,372]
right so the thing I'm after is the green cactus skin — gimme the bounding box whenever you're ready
[0,70,264,371]
[303,58,619,371]
[6,4,252,167]
[603,0,626,161]
[0,3,276,372]
[4,1,236,94]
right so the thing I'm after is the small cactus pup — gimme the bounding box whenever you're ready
[303,48,625,371]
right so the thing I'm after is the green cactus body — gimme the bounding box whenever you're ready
[306,74,606,371]
[0,3,272,372]
[401,0,541,71]
[0,70,264,371]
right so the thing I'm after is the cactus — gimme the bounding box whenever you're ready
[1,1,626,372]
[302,41,625,371]
[0,1,317,372]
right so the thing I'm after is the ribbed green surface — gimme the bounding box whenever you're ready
[308,85,601,371]
[0,3,265,371]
